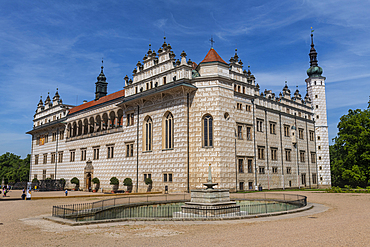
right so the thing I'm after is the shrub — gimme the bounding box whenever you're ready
[92,177,100,184]
[71,177,79,185]
[110,177,119,185]
[123,178,133,186]
[144,178,152,185]
[32,178,39,183]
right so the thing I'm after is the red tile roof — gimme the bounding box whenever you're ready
[68,89,125,115]
[192,62,198,70]
[200,48,227,65]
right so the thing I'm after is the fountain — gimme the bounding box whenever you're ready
[174,164,247,217]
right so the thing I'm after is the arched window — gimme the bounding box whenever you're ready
[143,116,153,151]
[203,114,213,147]
[163,112,173,149]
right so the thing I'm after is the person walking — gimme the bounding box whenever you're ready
[65,189,68,196]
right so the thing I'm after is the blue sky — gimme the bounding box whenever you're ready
[1,0,369,158]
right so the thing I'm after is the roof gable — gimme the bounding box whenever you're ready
[200,48,227,65]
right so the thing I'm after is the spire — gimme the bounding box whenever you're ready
[307,29,323,78]
[37,96,44,107]
[95,59,108,100]
[53,88,60,103]
[309,32,318,67]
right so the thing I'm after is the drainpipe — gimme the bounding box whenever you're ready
[313,119,319,188]
[252,99,257,190]
[305,119,311,188]
[295,117,300,189]
[55,127,59,183]
[29,135,34,182]
[265,110,270,190]
[187,93,190,193]
[235,138,237,191]
[136,105,139,193]
[279,113,285,189]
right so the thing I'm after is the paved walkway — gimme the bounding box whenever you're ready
[1,191,370,246]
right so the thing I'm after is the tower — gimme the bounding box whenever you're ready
[305,32,331,187]
[95,59,108,100]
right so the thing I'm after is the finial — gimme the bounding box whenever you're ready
[209,36,215,48]
[285,80,287,86]
[56,87,58,91]
[149,43,151,50]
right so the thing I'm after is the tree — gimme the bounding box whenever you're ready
[330,99,370,187]
[0,152,30,183]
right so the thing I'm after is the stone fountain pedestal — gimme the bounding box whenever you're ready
[174,164,247,218]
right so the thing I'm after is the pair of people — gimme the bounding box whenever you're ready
[21,190,31,200]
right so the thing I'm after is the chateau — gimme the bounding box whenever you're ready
[27,34,331,192]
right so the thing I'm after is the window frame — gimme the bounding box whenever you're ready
[202,114,213,148]
[163,112,174,150]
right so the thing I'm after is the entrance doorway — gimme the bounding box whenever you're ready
[86,173,92,191]
[83,159,94,192]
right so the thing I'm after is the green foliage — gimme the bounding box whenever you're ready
[110,177,119,185]
[70,177,79,185]
[32,177,39,183]
[330,101,370,188]
[60,178,66,185]
[0,153,30,183]
[92,177,100,184]
[123,178,132,186]
[144,178,152,185]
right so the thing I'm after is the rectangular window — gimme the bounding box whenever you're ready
[35,155,39,165]
[163,76,166,85]
[127,113,134,126]
[239,182,244,191]
[50,174,54,179]
[258,147,265,160]
[60,130,64,140]
[284,125,290,137]
[52,132,57,142]
[58,152,63,163]
[257,120,263,132]
[299,128,304,139]
[259,166,265,174]
[246,105,251,112]
[270,122,276,134]
[237,125,243,139]
[301,173,306,185]
[286,167,292,174]
[70,150,75,162]
[246,126,252,140]
[107,146,114,159]
[51,152,56,163]
[163,173,173,182]
[36,136,40,145]
[248,159,253,173]
[93,148,99,160]
[311,152,316,163]
[309,131,314,141]
[300,151,305,162]
[238,159,244,173]
[285,149,291,161]
[43,154,47,164]
[272,167,278,174]
[45,134,48,143]
[34,174,37,180]
[126,143,134,157]
[43,169,46,180]
[312,173,317,184]
[81,149,86,161]
[271,148,278,161]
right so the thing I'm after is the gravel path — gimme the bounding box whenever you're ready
[1,191,369,246]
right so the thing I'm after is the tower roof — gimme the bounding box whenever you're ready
[200,48,227,65]
[307,32,323,78]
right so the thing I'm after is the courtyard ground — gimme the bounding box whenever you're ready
[1,190,369,246]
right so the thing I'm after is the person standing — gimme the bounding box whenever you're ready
[21,191,26,200]
[26,189,31,200]
[65,189,68,196]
